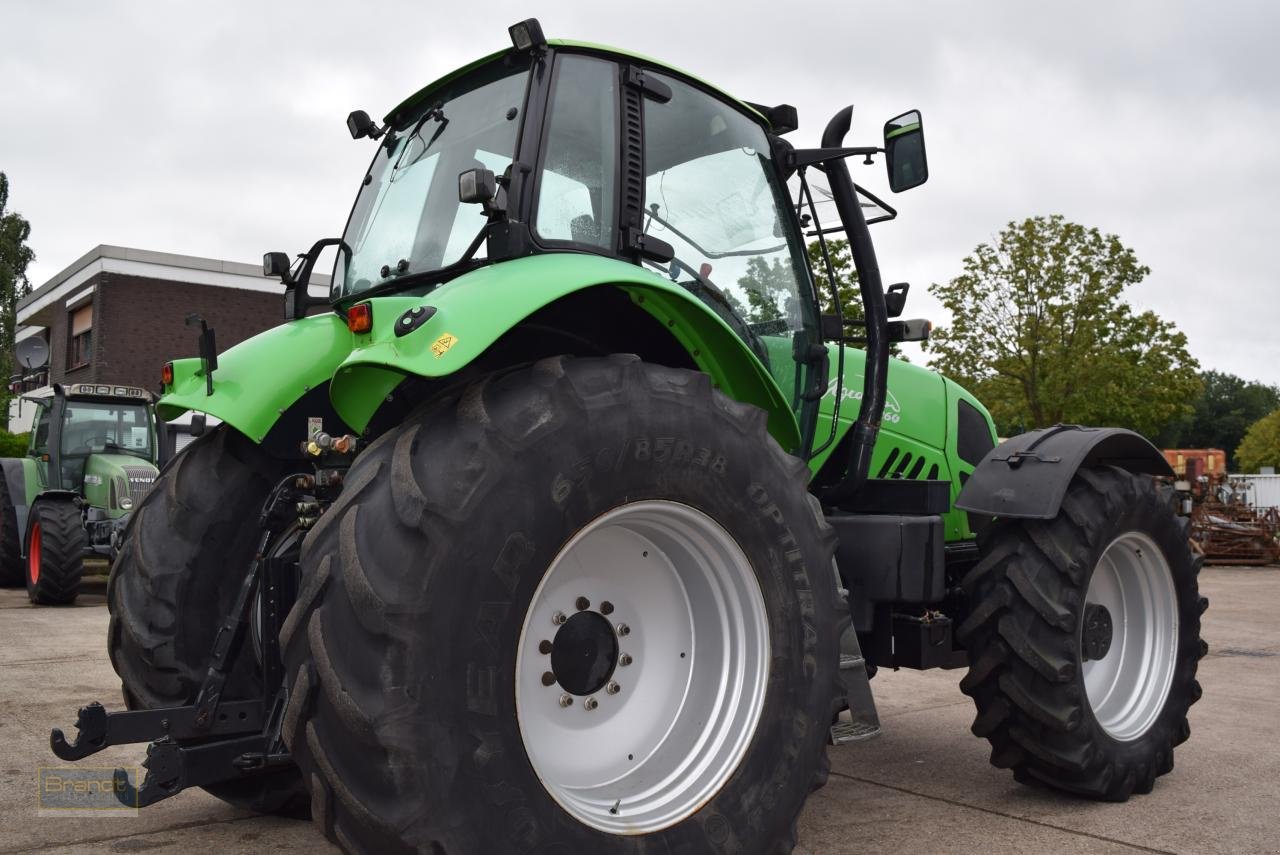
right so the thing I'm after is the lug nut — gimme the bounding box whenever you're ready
[553,611,567,625]
[600,601,614,615]
[559,694,573,708]
[538,640,553,655]
[584,697,599,711]
[607,681,621,695]
[616,623,630,637]
[541,671,556,687]
[575,596,590,611]
[619,653,633,666]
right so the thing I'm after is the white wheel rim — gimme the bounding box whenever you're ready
[515,500,770,835]
[1081,532,1179,741]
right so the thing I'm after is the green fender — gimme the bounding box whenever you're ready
[159,254,800,451]
[330,254,800,450]
[157,312,353,443]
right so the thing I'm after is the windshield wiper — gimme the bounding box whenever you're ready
[396,106,449,172]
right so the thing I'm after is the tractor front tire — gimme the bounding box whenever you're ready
[0,476,24,587]
[107,425,309,817]
[958,466,1205,800]
[25,499,85,605]
[281,355,843,854]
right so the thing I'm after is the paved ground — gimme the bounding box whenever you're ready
[1,566,1277,854]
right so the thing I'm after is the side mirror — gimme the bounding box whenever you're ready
[883,110,928,193]
[263,251,293,282]
[188,412,207,438]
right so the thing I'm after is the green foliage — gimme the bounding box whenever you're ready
[0,430,28,458]
[1156,370,1280,466]
[1235,409,1280,474]
[0,173,35,422]
[926,215,1201,438]
[736,256,789,323]
[807,239,859,318]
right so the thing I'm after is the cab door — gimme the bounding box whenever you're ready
[637,71,823,452]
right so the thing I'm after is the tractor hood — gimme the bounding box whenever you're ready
[83,453,157,518]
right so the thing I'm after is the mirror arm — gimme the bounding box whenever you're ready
[284,238,350,321]
[787,145,881,170]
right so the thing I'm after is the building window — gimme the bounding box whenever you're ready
[68,304,93,370]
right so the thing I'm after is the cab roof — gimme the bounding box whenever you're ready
[384,39,769,130]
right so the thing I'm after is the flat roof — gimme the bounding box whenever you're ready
[18,244,330,328]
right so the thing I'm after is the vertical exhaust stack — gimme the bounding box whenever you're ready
[817,106,890,506]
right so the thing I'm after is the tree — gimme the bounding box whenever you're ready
[1235,410,1280,474]
[735,239,905,357]
[806,238,859,319]
[0,173,35,421]
[1157,370,1280,466]
[925,215,1201,438]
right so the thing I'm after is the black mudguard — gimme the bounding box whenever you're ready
[954,424,1172,520]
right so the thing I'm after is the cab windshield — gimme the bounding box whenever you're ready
[61,401,152,460]
[334,61,530,297]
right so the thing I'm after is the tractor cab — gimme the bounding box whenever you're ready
[270,29,928,465]
[26,384,159,508]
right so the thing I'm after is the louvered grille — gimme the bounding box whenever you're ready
[876,448,942,482]
[122,465,157,502]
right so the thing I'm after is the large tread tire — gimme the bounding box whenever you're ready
[0,475,24,587]
[26,500,85,605]
[107,425,309,817]
[957,466,1205,800]
[281,355,843,854]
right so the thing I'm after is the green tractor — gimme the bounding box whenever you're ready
[1,383,161,604]
[51,19,1204,853]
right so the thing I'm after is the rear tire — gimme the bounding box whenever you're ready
[281,356,843,854]
[0,476,24,587]
[958,466,1205,800]
[107,425,309,817]
[26,499,85,605]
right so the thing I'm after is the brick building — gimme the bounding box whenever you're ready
[9,245,325,432]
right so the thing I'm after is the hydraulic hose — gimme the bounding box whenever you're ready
[817,106,889,506]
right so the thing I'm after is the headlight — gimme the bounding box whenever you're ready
[119,497,134,510]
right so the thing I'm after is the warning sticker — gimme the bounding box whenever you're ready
[430,333,458,358]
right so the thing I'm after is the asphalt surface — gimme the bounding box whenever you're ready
[1,565,1276,854]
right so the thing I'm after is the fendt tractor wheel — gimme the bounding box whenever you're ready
[281,355,844,854]
[958,466,1206,800]
[107,426,309,816]
[25,499,86,605]
[0,476,24,586]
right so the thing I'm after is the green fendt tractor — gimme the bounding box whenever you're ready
[0,384,160,604]
[51,19,1205,853]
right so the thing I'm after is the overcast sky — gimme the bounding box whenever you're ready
[3,1,1277,384]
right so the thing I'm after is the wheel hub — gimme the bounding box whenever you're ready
[1081,602,1113,661]
[515,500,769,835]
[1081,531,1179,741]
[550,610,619,696]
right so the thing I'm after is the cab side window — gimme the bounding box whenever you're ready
[534,55,619,250]
[30,403,50,456]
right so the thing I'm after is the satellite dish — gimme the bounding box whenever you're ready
[16,337,49,371]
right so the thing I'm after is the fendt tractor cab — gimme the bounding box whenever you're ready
[0,384,161,604]
[50,20,1203,854]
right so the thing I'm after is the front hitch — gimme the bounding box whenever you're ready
[48,474,308,807]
